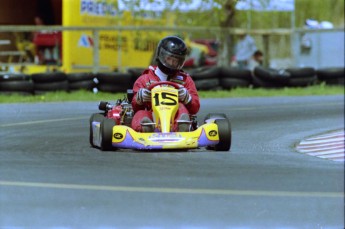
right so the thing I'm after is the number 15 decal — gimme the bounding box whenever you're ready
[153,92,178,106]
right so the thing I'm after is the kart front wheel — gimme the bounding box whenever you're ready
[89,113,105,147]
[214,118,231,151]
[100,118,117,151]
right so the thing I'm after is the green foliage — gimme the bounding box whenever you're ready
[117,0,344,29]
[295,0,344,28]
[171,0,344,29]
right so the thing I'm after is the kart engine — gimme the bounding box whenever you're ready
[98,97,134,127]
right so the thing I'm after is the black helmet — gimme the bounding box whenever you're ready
[156,36,187,75]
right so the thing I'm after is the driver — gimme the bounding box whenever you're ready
[131,36,200,132]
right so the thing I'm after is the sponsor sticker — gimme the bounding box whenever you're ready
[208,130,217,137]
[114,133,123,139]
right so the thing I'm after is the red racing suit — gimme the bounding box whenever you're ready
[131,66,200,132]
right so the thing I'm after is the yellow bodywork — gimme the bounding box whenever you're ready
[151,85,179,133]
[111,123,220,150]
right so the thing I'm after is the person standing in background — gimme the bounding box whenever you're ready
[234,34,257,70]
[248,50,264,71]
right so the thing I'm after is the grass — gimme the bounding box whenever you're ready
[0,84,343,104]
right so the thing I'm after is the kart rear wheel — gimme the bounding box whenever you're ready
[100,118,116,151]
[214,118,232,151]
[89,113,105,147]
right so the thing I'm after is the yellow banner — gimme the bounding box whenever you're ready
[62,0,169,73]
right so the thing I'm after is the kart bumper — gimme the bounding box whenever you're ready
[111,123,220,150]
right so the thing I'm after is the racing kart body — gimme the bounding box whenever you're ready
[89,82,231,151]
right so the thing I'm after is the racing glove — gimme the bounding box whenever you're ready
[136,88,151,105]
[178,87,192,104]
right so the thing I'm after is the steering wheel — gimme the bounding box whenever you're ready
[148,81,180,90]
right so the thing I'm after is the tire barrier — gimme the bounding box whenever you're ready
[253,66,319,88]
[285,67,317,87]
[316,67,344,85]
[0,73,34,95]
[252,66,290,88]
[219,67,252,89]
[95,72,133,93]
[31,72,68,94]
[0,66,343,95]
[67,73,97,91]
[188,66,221,90]
[127,67,146,82]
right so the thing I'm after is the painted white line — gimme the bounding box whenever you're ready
[297,144,344,151]
[301,137,344,144]
[333,158,345,162]
[313,152,345,158]
[316,154,344,161]
[307,149,345,156]
[308,132,344,140]
[299,146,344,152]
[0,180,343,198]
[0,116,87,127]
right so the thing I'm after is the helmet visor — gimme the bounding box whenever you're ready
[158,48,186,70]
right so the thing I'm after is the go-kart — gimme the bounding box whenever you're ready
[89,81,231,151]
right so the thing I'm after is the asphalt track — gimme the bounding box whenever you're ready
[0,95,344,229]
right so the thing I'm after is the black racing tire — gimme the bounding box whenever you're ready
[97,83,131,93]
[127,68,145,80]
[220,77,251,89]
[191,66,221,80]
[96,72,132,85]
[67,73,95,82]
[220,67,252,81]
[214,118,231,151]
[34,80,69,92]
[320,77,344,85]
[100,118,117,151]
[253,66,290,85]
[0,80,34,93]
[316,67,344,80]
[89,113,106,147]
[0,73,30,81]
[287,76,317,87]
[194,78,220,90]
[285,67,316,78]
[31,72,67,83]
[251,74,286,88]
[0,91,33,96]
[69,80,96,91]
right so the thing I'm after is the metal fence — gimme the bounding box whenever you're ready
[0,25,343,72]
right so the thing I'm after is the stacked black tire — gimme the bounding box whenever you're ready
[316,67,344,85]
[188,66,221,90]
[188,65,343,89]
[31,72,69,94]
[219,67,252,89]
[285,67,317,87]
[253,66,343,87]
[95,72,134,93]
[67,73,97,92]
[0,73,34,95]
